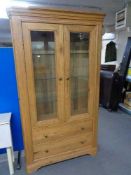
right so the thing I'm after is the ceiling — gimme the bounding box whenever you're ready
[0,0,131,44]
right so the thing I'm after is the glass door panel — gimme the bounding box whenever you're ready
[31,31,57,121]
[70,32,89,115]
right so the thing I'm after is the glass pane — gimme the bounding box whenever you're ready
[31,31,57,121]
[70,32,89,115]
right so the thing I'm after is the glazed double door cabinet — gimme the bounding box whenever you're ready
[8,7,104,173]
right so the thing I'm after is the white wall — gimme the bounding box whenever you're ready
[116,29,131,64]
[101,29,131,67]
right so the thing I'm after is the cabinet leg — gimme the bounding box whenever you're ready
[90,147,97,156]
[7,147,14,175]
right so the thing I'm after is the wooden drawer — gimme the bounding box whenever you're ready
[32,119,92,144]
[33,132,93,160]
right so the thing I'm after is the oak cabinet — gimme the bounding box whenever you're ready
[7,6,104,173]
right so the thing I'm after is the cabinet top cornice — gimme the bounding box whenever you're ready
[7,6,105,22]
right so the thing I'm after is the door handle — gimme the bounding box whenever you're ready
[59,78,63,81]
[66,77,70,93]
[66,77,70,80]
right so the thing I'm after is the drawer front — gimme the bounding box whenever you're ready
[32,119,92,143]
[33,133,93,160]
[0,124,12,148]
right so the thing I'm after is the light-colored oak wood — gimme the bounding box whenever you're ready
[10,16,34,166]
[32,119,92,142]
[33,136,93,163]
[7,6,104,21]
[8,6,104,173]
[27,146,97,173]
[92,24,103,147]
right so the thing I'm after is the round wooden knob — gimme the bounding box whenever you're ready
[59,78,63,81]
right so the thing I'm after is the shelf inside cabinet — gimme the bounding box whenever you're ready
[33,50,55,55]
[32,50,89,55]
[71,50,89,54]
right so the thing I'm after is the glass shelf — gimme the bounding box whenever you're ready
[33,50,55,55]
[71,50,89,54]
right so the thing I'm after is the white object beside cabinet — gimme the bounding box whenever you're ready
[0,113,14,175]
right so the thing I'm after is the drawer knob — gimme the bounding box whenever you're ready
[80,141,85,144]
[81,127,85,130]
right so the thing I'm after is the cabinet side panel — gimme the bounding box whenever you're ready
[10,16,33,165]
[92,24,103,148]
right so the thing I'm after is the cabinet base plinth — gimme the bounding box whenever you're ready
[26,146,97,174]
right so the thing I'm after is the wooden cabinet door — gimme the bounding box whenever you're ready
[22,23,64,123]
[64,25,98,119]
[22,22,97,170]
